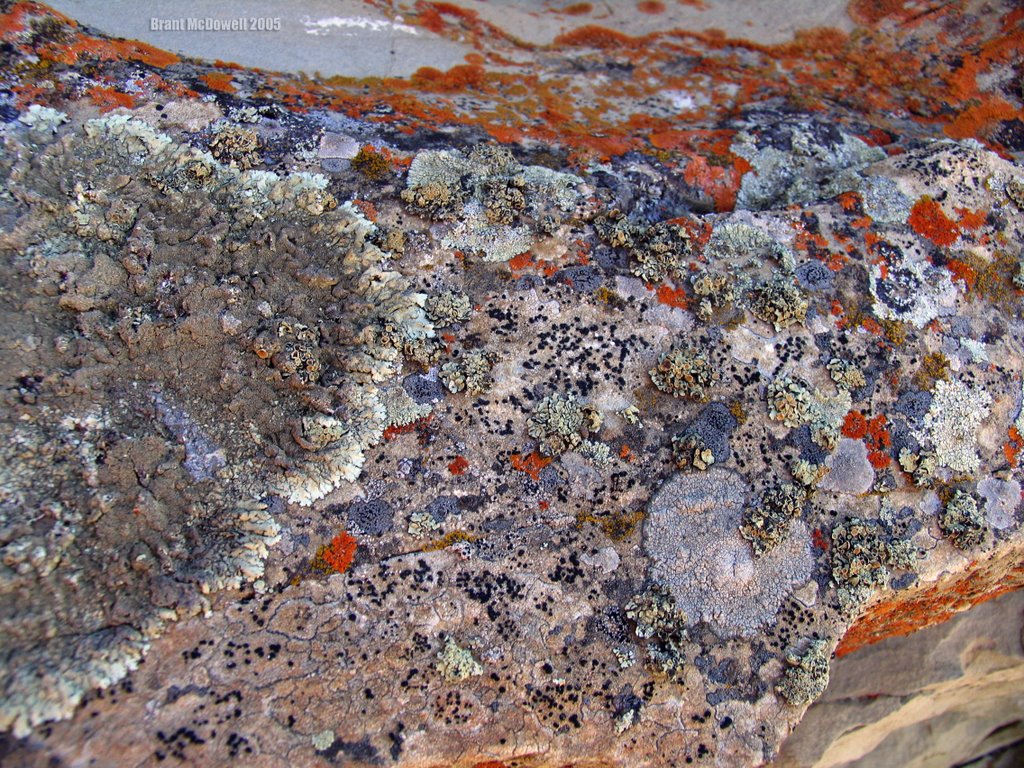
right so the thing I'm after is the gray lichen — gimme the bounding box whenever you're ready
[644,469,813,637]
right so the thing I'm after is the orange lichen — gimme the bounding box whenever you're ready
[310,531,358,575]
[945,258,978,290]
[944,95,1020,141]
[637,1,666,14]
[411,63,488,92]
[842,411,868,440]
[86,85,134,112]
[811,527,830,551]
[448,456,470,475]
[560,3,593,15]
[908,197,960,247]
[655,283,688,309]
[956,207,988,230]
[836,551,1024,657]
[383,415,433,441]
[1005,426,1023,468]
[201,71,236,93]
[554,25,641,49]
[510,451,554,481]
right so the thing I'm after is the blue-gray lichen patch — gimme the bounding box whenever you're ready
[644,468,813,637]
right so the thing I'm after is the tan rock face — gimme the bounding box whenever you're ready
[779,588,1024,768]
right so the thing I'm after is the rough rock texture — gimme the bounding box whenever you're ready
[0,1,1023,766]
[778,588,1024,768]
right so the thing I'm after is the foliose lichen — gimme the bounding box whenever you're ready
[402,144,580,262]
[913,378,991,475]
[830,517,917,611]
[939,490,987,550]
[739,483,807,556]
[439,349,495,395]
[776,638,831,707]
[649,347,718,401]
[748,274,809,331]
[424,290,472,328]
[624,585,689,677]
[527,393,600,456]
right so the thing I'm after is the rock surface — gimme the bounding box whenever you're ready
[0,2,1022,767]
[779,588,1024,768]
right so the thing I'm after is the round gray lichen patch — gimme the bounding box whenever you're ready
[643,468,813,637]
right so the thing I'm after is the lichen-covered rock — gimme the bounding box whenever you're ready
[939,490,987,550]
[3,4,1024,765]
[776,638,831,707]
[649,346,718,401]
[644,469,813,637]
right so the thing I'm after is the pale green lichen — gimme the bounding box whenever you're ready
[580,439,613,467]
[382,387,433,429]
[436,640,483,682]
[672,432,715,471]
[740,483,807,556]
[209,122,261,169]
[408,510,441,538]
[766,377,814,428]
[625,585,689,640]
[939,490,987,550]
[527,393,600,456]
[403,145,580,262]
[625,585,688,677]
[748,274,808,331]
[628,221,692,284]
[914,378,991,475]
[425,290,472,327]
[439,350,495,395]
[690,269,734,320]
[791,458,828,488]
[777,638,831,706]
[831,518,917,611]
[649,347,717,401]
[827,357,866,391]
[766,377,849,449]
[312,730,336,751]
